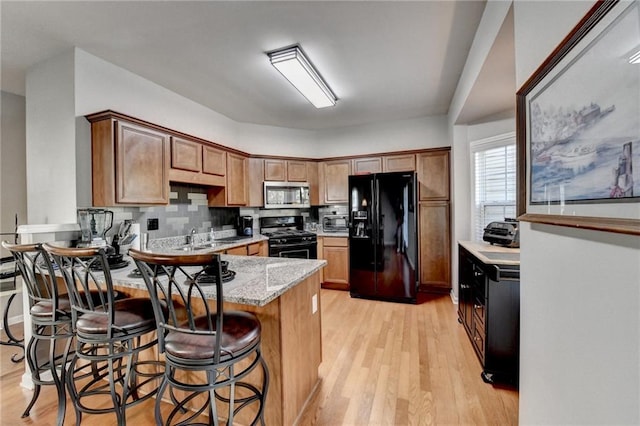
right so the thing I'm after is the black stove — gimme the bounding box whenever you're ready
[260,216,317,259]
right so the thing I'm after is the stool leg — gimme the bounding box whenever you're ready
[49,335,66,426]
[259,354,269,426]
[65,352,82,426]
[21,336,40,418]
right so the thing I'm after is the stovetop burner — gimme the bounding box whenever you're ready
[195,270,236,285]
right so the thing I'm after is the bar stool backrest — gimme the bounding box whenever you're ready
[128,249,224,364]
[42,244,116,336]
[2,242,63,321]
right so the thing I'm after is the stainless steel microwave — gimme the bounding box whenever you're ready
[263,182,310,209]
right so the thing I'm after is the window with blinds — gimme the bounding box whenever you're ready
[471,134,516,241]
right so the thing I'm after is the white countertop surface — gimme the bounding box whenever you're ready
[458,240,520,266]
[315,231,349,238]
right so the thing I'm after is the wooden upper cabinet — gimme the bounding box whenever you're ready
[383,154,416,172]
[169,136,226,187]
[352,157,382,175]
[171,137,201,172]
[264,159,286,181]
[116,121,170,204]
[88,111,171,206]
[202,145,226,176]
[319,159,350,204]
[226,153,248,206]
[417,150,450,201]
[286,160,308,182]
[247,157,264,207]
[307,161,319,206]
[264,159,308,182]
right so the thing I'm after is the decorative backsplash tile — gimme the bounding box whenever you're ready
[97,184,240,239]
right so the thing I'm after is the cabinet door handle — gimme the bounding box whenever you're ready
[474,304,483,310]
[474,271,483,277]
[474,336,482,341]
[460,284,470,289]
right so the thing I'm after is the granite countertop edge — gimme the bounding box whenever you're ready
[111,254,327,308]
[315,231,349,237]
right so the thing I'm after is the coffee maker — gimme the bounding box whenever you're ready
[77,208,114,247]
[239,216,253,237]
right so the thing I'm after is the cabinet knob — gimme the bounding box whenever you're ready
[460,284,470,289]
[474,304,482,310]
[474,271,483,277]
[474,336,482,342]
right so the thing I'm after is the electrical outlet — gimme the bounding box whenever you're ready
[312,293,318,314]
[147,218,159,231]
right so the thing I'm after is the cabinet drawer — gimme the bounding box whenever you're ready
[225,245,247,256]
[473,302,486,330]
[323,237,348,247]
[247,242,261,256]
[473,325,485,363]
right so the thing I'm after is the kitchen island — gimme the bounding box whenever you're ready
[457,241,520,385]
[110,253,326,425]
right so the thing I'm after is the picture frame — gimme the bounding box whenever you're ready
[516,0,640,235]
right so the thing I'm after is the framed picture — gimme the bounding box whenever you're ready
[517,0,640,235]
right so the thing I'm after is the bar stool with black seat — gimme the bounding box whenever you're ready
[128,249,269,426]
[43,243,164,426]
[2,241,74,426]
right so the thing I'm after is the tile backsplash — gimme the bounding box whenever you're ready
[83,184,346,241]
[106,184,240,239]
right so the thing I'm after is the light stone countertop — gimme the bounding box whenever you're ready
[315,231,349,238]
[458,240,520,266]
[149,233,268,252]
[111,253,326,307]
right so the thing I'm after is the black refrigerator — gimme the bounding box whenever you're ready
[349,172,418,303]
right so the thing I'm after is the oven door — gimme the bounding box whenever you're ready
[269,241,317,259]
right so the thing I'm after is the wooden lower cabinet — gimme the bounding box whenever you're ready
[319,236,349,290]
[113,270,322,425]
[418,201,451,292]
[222,241,267,256]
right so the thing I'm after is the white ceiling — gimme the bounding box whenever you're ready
[1,1,514,130]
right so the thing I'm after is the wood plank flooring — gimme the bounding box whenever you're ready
[0,289,518,425]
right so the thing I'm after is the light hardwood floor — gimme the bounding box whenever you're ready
[0,289,518,425]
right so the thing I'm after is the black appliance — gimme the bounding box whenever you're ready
[483,219,520,248]
[259,216,317,259]
[239,216,254,237]
[349,172,418,303]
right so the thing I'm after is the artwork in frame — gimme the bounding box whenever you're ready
[516,0,640,235]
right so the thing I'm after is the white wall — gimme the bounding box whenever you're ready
[315,115,450,158]
[450,118,515,302]
[448,0,515,302]
[0,91,27,324]
[26,50,77,224]
[74,49,442,160]
[514,1,640,424]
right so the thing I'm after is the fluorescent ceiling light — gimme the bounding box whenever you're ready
[268,45,337,108]
[629,49,640,64]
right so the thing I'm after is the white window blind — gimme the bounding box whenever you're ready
[471,135,516,241]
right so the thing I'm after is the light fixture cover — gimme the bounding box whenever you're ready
[268,45,337,108]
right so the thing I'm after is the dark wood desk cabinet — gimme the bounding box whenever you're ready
[458,243,520,385]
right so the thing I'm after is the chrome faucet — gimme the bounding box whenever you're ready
[186,227,197,247]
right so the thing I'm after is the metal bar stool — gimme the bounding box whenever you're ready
[128,249,269,426]
[2,242,74,426]
[43,243,164,426]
